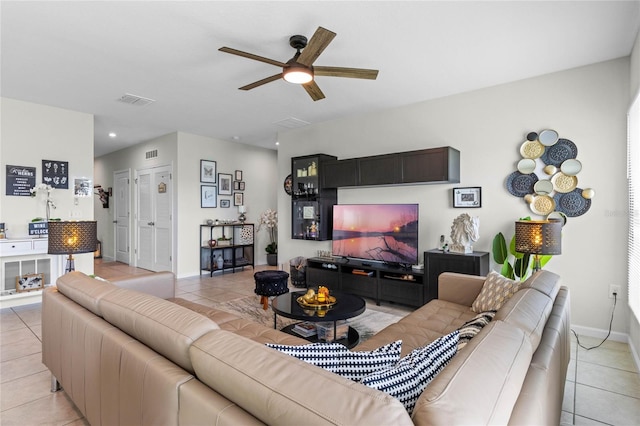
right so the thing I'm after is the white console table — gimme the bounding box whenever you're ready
[0,238,61,309]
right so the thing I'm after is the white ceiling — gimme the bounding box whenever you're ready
[2,1,639,157]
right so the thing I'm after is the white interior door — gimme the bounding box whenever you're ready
[114,170,130,264]
[135,165,173,272]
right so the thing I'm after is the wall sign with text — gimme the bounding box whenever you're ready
[6,165,36,196]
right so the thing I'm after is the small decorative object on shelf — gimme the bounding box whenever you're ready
[208,239,216,248]
[449,213,480,254]
[216,255,224,270]
[238,205,247,223]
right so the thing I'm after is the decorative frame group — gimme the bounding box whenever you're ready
[199,160,245,208]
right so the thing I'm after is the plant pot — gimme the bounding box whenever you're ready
[266,253,278,266]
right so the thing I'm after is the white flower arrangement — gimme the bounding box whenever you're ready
[30,183,56,220]
[257,209,278,253]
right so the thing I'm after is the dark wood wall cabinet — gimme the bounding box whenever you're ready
[424,250,490,301]
[306,257,426,307]
[321,146,460,188]
[291,154,337,241]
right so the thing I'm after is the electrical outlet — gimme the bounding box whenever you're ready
[609,285,621,299]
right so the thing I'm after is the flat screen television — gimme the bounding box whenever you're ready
[332,204,419,266]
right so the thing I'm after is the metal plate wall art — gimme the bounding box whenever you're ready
[506,129,594,222]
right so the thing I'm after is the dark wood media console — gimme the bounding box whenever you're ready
[305,257,427,307]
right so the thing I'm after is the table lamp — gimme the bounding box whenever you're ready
[48,221,97,273]
[514,220,562,272]
[238,205,247,223]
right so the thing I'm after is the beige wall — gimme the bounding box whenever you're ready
[94,131,277,278]
[0,97,95,273]
[278,58,630,338]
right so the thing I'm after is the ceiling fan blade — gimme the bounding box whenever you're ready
[302,81,325,101]
[219,47,286,68]
[239,73,283,90]
[314,66,379,80]
[297,27,336,66]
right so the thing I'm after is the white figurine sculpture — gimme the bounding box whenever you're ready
[449,213,480,254]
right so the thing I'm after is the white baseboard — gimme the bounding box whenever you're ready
[570,324,628,343]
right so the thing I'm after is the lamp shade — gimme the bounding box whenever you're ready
[514,220,562,255]
[48,221,97,255]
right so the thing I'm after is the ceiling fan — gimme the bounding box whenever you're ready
[219,26,379,101]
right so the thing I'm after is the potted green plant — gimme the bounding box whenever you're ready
[258,209,278,266]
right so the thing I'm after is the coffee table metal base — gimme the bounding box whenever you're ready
[281,324,360,349]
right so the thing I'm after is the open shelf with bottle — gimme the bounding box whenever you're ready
[199,223,254,276]
[291,154,337,241]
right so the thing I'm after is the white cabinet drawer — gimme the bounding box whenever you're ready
[0,241,33,256]
[32,239,49,253]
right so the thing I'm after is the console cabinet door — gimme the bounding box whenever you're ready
[424,250,490,302]
[357,154,401,186]
[322,159,358,188]
[402,148,451,183]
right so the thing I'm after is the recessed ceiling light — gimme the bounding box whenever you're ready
[232,136,240,140]
[108,132,117,138]
[275,141,280,146]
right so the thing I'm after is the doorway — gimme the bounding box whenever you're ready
[135,164,173,272]
[113,169,131,264]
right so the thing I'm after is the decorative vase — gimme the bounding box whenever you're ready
[208,239,216,248]
[267,253,277,266]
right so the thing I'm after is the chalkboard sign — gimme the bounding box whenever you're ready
[6,165,36,196]
[28,222,48,236]
[42,159,69,189]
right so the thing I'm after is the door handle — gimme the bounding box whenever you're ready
[113,220,117,224]
[148,222,155,226]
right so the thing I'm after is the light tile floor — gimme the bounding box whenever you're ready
[0,261,638,425]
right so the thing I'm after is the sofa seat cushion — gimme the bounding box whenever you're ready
[190,330,413,425]
[266,340,402,380]
[472,271,521,313]
[360,331,459,414]
[354,300,475,356]
[99,287,219,373]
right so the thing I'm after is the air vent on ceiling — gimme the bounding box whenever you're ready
[145,149,158,160]
[272,117,310,129]
[117,93,156,107]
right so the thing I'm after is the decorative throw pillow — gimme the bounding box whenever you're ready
[266,340,402,381]
[358,331,459,414]
[471,271,521,313]
[457,310,496,350]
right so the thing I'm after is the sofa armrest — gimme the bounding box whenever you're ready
[437,272,486,306]
[109,271,175,299]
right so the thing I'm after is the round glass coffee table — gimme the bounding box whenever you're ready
[272,290,366,348]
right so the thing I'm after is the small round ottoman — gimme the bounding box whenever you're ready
[254,270,290,310]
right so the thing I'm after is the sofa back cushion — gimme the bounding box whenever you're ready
[99,287,219,373]
[56,271,118,316]
[411,321,533,425]
[494,287,554,350]
[190,330,414,426]
[520,270,561,299]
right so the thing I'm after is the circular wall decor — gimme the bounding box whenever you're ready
[283,174,292,196]
[506,129,594,221]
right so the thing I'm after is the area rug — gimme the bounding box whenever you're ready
[212,295,405,343]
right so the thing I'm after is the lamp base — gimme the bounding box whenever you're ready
[65,254,75,274]
[238,213,246,223]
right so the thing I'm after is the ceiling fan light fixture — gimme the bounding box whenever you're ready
[283,64,313,84]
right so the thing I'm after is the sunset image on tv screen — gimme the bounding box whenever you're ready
[332,204,418,264]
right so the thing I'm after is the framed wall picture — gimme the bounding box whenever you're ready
[16,273,44,292]
[74,178,92,197]
[234,170,243,181]
[220,199,230,208]
[234,192,244,206]
[218,173,232,195]
[453,187,482,208]
[200,160,217,183]
[239,181,245,191]
[42,160,69,189]
[233,181,241,191]
[201,185,217,208]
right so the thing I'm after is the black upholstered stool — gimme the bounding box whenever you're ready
[254,270,290,310]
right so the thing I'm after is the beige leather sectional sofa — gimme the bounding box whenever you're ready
[42,269,569,425]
